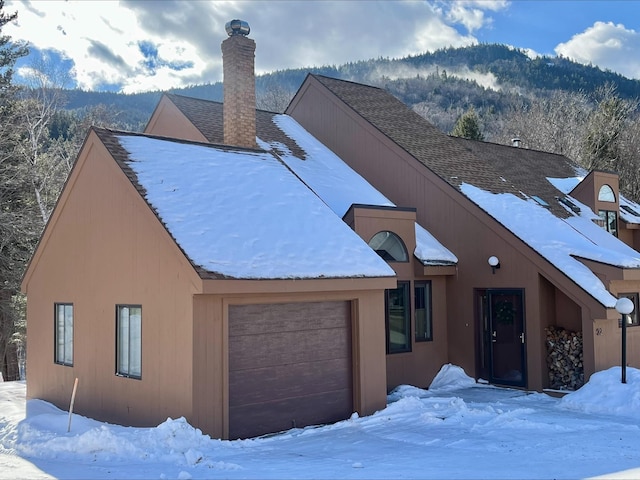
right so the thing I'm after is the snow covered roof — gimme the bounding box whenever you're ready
[164,94,458,267]
[414,223,458,266]
[309,75,640,307]
[451,140,640,306]
[95,128,396,280]
[451,142,640,308]
[462,183,640,307]
[620,196,640,225]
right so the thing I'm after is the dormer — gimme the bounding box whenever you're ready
[570,170,620,236]
[343,204,417,279]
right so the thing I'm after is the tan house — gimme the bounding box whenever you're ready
[24,19,640,441]
[21,22,458,439]
[286,73,640,392]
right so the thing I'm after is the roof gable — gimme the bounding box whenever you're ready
[94,128,395,280]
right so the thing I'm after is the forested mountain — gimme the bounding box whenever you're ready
[56,43,640,135]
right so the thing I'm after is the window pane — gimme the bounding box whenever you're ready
[387,282,410,353]
[129,307,142,377]
[118,307,130,375]
[56,305,65,363]
[369,231,408,262]
[607,211,618,237]
[415,282,432,342]
[64,305,73,364]
[598,185,615,202]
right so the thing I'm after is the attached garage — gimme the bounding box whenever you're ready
[228,301,353,439]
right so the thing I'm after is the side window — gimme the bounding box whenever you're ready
[619,293,639,327]
[415,281,433,342]
[54,303,73,366]
[386,282,411,353]
[116,305,142,379]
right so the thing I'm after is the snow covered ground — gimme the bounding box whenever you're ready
[2,364,640,479]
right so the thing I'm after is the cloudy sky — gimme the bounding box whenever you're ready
[4,0,640,94]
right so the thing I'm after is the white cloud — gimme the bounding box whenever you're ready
[437,0,509,33]
[555,21,640,79]
[445,4,486,33]
[5,0,492,93]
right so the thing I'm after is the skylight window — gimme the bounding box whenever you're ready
[622,205,640,217]
[557,196,580,214]
[531,195,550,208]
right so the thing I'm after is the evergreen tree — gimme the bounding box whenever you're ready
[0,0,27,103]
[451,107,484,141]
[0,0,29,381]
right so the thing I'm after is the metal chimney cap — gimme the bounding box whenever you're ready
[225,19,250,36]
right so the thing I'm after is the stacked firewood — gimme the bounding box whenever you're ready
[545,325,584,390]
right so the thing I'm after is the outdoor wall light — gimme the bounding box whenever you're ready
[488,256,500,274]
[615,296,634,384]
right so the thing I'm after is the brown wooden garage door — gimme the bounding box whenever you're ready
[228,301,353,439]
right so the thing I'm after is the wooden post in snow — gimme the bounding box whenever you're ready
[67,377,79,433]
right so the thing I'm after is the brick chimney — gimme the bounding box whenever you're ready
[222,19,257,149]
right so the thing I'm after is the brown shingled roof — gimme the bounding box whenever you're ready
[310,74,583,220]
[451,137,582,218]
[310,74,517,195]
[165,93,307,159]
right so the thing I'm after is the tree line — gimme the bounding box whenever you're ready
[0,1,138,380]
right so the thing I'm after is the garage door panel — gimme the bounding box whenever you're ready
[229,388,353,440]
[229,327,350,371]
[229,358,351,405]
[228,300,353,439]
[229,302,350,336]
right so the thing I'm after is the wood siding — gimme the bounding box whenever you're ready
[23,133,201,427]
[288,76,617,390]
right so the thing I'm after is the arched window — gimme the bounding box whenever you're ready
[368,231,408,262]
[598,184,616,202]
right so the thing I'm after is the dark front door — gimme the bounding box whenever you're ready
[477,289,526,387]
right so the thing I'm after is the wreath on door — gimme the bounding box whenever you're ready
[494,300,516,325]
